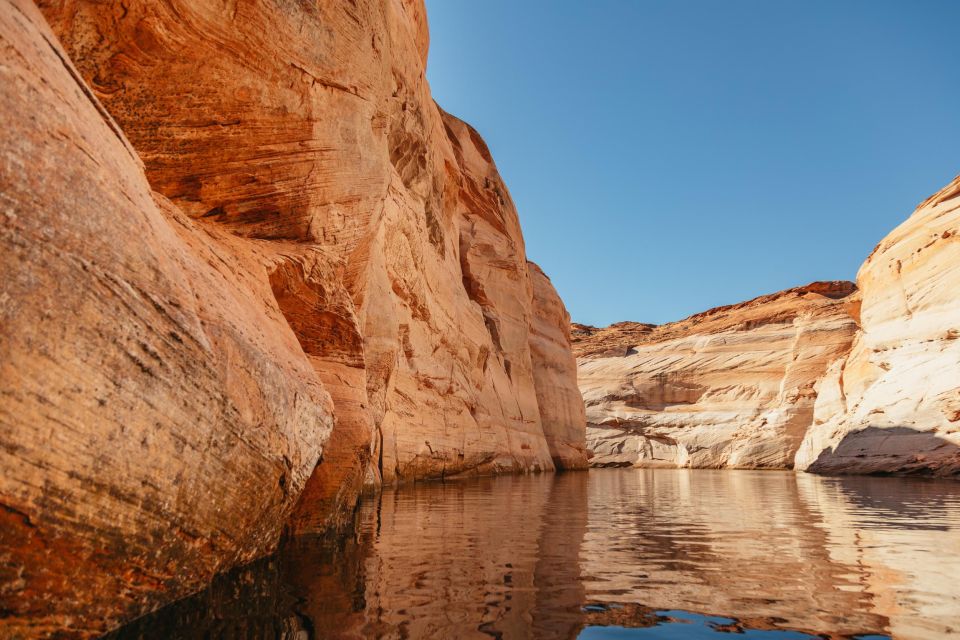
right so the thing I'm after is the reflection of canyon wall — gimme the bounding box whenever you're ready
[794,474,960,640]
[357,474,588,639]
[101,474,591,640]
[100,555,308,640]
[101,469,960,640]
[531,474,590,638]
[577,176,960,477]
[0,0,584,635]
[575,283,858,469]
[796,177,960,476]
[579,470,892,637]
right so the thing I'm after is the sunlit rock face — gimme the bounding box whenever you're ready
[0,0,584,634]
[574,282,858,469]
[528,262,591,469]
[0,2,332,635]
[796,176,960,476]
[576,176,960,477]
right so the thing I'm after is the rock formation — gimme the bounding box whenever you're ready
[576,176,960,477]
[528,262,591,469]
[0,0,586,635]
[795,177,960,476]
[574,282,859,469]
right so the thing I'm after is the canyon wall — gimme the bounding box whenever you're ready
[528,262,591,469]
[576,176,960,477]
[575,282,859,469]
[0,0,586,635]
[795,177,960,476]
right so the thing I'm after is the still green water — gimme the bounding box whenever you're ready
[109,469,960,639]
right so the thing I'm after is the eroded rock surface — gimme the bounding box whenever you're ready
[0,0,585,634]
[528,262,591,469]
[575,282,858,469]
[796,177,960,476]
[0,2,332,634]
[576,177,960,477]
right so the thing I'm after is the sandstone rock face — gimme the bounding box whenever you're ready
[796,177,960,476]
[575,282,858,469]
[528,263,591,469]
[0,0,585,634]
[0,2,332,634]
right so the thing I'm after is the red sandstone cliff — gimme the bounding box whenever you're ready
[0,0,586,635]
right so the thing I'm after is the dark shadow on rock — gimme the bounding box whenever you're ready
[100,554,307,640]
[808,426,960,478]
[102,512,374,640]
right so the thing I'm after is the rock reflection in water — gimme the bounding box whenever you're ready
[108,470,960,639]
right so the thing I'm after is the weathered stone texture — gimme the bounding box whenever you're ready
[0,0,585,634]
[1,1,332,634]
[796,177,960,476]
[575,283,859,469]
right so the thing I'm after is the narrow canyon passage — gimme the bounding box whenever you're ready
[2,0,959,636]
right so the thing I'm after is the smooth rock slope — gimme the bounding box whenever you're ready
[795,177,960,476]
[0,0,586,635]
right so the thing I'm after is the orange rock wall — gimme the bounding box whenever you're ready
[0,1,333,634]
[0,0,586,634]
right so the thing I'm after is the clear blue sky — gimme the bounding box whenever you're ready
[424,0,960,326]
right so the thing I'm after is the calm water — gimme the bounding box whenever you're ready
[110,469,960,639]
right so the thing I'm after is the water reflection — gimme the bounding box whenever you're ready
[109,470,960,640]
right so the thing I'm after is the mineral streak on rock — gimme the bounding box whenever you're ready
[0,0,586,634]
[574,282,859,469]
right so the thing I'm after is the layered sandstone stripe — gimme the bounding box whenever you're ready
[574,282,858,469]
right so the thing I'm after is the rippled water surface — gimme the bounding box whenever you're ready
[111,469,960,639]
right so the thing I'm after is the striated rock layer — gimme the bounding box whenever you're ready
[575,282,859,469]
[0,0,586,635]
[528,262,591,470]
[795,177,960,476]
[576,175,960,477]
